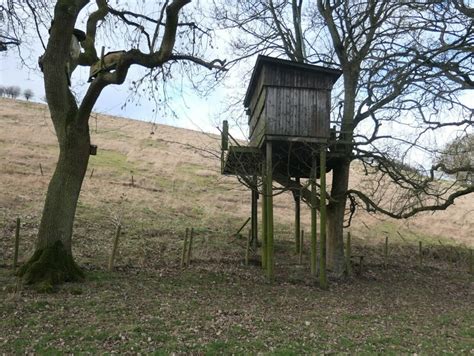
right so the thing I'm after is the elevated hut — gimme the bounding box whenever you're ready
[221,55,342,285]
[245,55,340,148]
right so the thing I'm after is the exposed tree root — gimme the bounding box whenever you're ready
[17,241,84,292]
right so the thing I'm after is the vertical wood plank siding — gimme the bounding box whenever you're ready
[247,60,337,145]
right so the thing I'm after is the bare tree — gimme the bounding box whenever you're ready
[437,134,473,187]
[1,0,22,51]
[6,0,225,289]
[23,88,34,101]
[5,85,21,98]
[214,0,473,273]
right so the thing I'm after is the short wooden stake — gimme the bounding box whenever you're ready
[245,229,251,266]
[346,231,352,276]
[108,224,122,271]
[39,163,44,176]
[89,168,95,179]
[469,249,473,275]
[131,173,135,187]
[186,228,194,266]
[419,241,423,268]
[384,235,389,269]
[13,218,20,270]
[181,228,189,267]
[299,230,304,265]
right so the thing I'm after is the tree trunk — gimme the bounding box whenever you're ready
[327,158,350,275]
[325,70,357,276]
[18,123,90,291]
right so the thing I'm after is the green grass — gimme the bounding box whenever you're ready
[88,149,135,175]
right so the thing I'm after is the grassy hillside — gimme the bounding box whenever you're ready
[0,98,473,353]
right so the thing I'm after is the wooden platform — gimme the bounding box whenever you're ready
[222,141,345,179]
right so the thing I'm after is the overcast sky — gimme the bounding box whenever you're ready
[0,46,235,137]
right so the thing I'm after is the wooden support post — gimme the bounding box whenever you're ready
[419,241,423,268]
[13,218,20,270]
[294,177,301,254]
[261,163,267,270]
[186,228,194,266]
[221,120,229,150]
[384,235,389,269]
[346,231,352,276]
[310,156,318,277]
[245,229,251,266]
[221,121,229,172]
[108,224,122,271]
[266,141,274,281]
[319,148,328,290]
[235,217,251,237]
[181,228,189,267]
[299,230,304,265]
[251,185,258,248]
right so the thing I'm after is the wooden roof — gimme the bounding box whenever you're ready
[243,55,342,107]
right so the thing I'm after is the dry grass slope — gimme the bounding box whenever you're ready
[0,98,473,353]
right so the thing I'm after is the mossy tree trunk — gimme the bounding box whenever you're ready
[19,123,90,287]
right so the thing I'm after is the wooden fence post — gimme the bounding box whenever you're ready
[299,230,304,265]
[346,231,352,276]
[469,249,473,275]
[186,228,194,266]
[181,228,189,267]
[245,229,251,266]
[419,241,423,268]
[13,218,20,270]
[108,224,122,271]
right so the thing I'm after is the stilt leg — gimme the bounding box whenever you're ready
[251,180,259,249]
[319,148,328,290]
[310,155,318,277]
[261,165,267,269]
[294,177,301,254]
[266,141,274,281]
